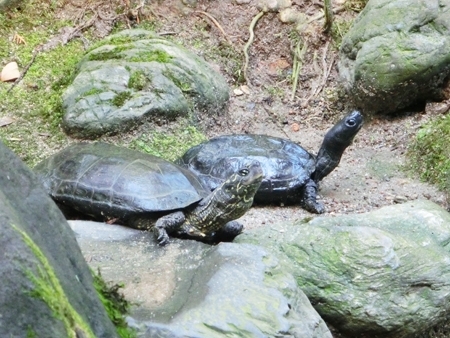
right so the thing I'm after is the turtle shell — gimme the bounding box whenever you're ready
[34,142,210,220]
[177,134,316,203]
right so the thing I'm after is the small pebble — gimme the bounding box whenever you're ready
[233,88,244,96]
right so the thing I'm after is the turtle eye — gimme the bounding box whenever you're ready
[347,118,356,127]
[239,168,249,176]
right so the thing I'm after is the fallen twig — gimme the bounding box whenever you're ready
[302,40,334,107]
[194,11,233,45]
[243,10,266,85]
[7,48,40,94]
[291,38,308,101]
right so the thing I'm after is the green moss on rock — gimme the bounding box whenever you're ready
[127,50,172,63]
[12,224,95,338]
[112,91,132,107]
[93,270,136,338]
[407,114,450,191]
[128,70,148,90]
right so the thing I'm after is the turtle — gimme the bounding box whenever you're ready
[177,110,363,214]
[34,142,263,245]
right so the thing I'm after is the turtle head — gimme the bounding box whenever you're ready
[313,110,363,182]
[215,160,263,217]
[226,160,264,200]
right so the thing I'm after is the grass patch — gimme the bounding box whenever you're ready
[132,125,206,161]
[407,114,450,192]
[0,0,87,165]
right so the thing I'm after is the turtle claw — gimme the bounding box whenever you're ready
[153,227,170,246]
[304,200,325,214]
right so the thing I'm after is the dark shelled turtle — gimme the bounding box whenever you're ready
[177,110,363,214]
[34,142,263,245]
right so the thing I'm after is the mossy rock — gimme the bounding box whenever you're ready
[0,141,118,337]
[338,0,450,114]
[62,29,230,138]
[237,200,450,337]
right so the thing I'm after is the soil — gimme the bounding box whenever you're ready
[52,0,448,223]
[116,0,448,227]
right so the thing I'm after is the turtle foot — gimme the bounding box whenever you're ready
[212,221,243,242]
[153,228,170,246]
[304,200,325,214]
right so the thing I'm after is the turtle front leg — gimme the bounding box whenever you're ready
[153,211,186,246]
[208,221,243,243]
[302,179,325,214]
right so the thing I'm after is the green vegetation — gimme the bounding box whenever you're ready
[331,17,354,49]
[128,70,148,90]
[88,46,129,61]
[132,125,206,161]
[128,49,172,63]
[112,91,132,107]
[93,269,136,338]
[12,224,96,338]
[0,0,85,165]
[407,114,450,192]
[84,87,104,96]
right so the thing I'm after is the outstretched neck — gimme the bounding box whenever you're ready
[313,110,363,182]
[314,136,349,181]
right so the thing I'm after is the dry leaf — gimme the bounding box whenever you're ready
[12,33,26,45]
[1,62,20,82]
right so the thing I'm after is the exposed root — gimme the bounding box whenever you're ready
[194,11,233,45]
[243,10,266,85]
[291,38,308,101]
[302,40,334,107]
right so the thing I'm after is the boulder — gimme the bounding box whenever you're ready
[71,220,332,338]
[62,29,230,138]
[339,0,450,114]
[238,200,450,337]
[0,142,118,337]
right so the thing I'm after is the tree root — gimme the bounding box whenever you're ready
[243,10,266,85]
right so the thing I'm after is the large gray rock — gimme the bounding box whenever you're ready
[238,200,450,337]
[62,29,230,138]
[339,0,450,114]
[71,220,332,338]
[0,142,118,337]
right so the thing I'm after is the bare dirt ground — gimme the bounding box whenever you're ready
[50,0,449,225]
[121,0,448,227]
